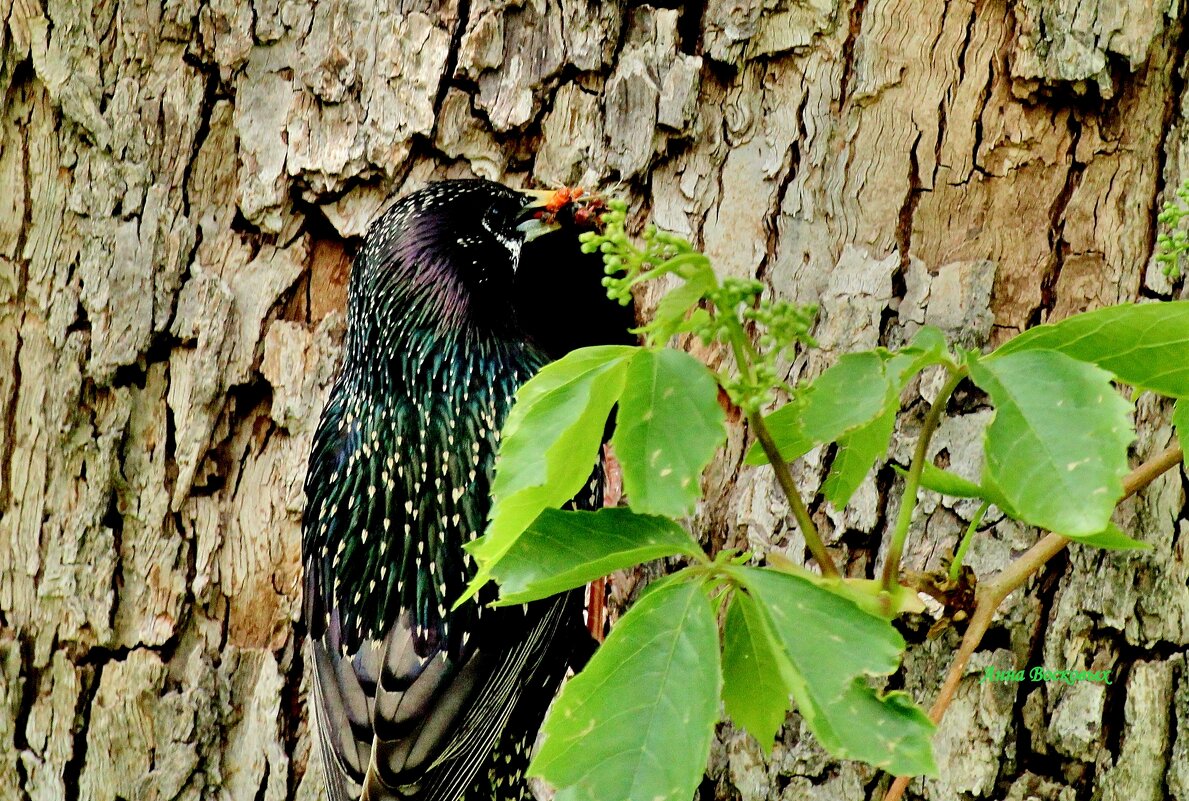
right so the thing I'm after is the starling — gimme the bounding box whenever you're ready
[302,179,633,801]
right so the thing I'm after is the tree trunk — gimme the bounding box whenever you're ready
[1,1,1186,800]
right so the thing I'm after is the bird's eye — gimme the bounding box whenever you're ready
[480,202,524,263]
[480,201,515,236]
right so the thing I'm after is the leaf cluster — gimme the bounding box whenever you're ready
[457,200,1189,801]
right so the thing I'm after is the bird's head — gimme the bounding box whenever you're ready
[354,180,535,332]
[353,179,629,350]
[392,180,530,288]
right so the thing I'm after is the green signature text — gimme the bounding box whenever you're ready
[980,666,1112,685]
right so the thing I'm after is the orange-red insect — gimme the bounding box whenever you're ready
[572,197,607,228]
[544,186,584,214]
[532,186,607,232]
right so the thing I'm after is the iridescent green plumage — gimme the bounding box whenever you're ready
[307,333,544,653]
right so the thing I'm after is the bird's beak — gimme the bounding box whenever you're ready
[517,189,560,242]
[520,189,555,208]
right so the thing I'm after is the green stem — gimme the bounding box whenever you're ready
[749,409,841,578]
[948,500,989,583]
[655,252,711,279]
[880,367,966,592]
[719,316,758,403]
[616,253,710,302]
[720,313,841,579]
[729,316,764,366]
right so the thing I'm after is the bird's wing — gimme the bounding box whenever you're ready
[309,614,368,801]
[370,593,579,801]
[306,565,579,801]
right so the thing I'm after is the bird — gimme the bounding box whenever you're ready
[301,178,635,801]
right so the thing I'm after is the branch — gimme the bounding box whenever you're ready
[881,443,1184,801]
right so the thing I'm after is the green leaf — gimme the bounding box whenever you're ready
[1069,522,1151,550]
[746,338,954,468]
[722,592,791,751]
[901,325,948,361]
[992,301,1189,397]
[745,352,890,466]
[485,508,703,605]
[799,352,892,442]
[880,327,951,391]
[822,404,897,508]
[1174,398,1189,454]
[821,333,958,506]
[645,263,717,345]
[530,578,721,801]
[795,683,938,777]
[968,351,1134,536]
[730,567,903,697]
[893,462,987,499]
[462,346,636,602]
[612,348,726,518]
[744,399,813,465]
[729,566,935,776]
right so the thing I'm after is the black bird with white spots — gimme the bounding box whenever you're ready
[302,179,633,801]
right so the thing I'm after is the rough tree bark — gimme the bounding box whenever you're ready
[0,1,1186,800]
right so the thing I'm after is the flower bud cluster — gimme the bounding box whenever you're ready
[581,197,819,411]
[1156,182,1189,279]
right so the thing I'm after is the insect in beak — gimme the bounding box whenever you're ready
[518,189,561,242]
[518,187,607,242]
